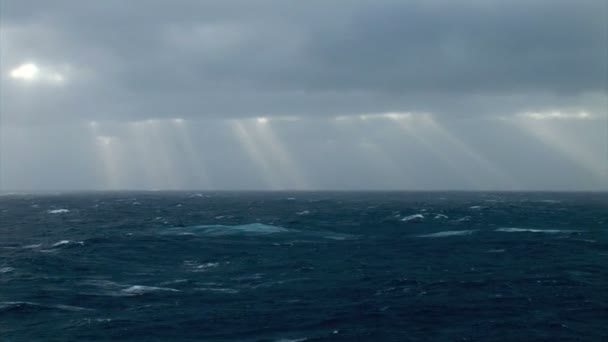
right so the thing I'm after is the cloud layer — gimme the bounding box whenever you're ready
[0,1,606,191]
[2,0,606,124]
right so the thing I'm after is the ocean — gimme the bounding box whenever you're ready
[1,191,606,341]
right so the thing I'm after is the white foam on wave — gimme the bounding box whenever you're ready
[322,234,356,240]
[47,209,69,214]
[417,230,476,238]
[434,214,449,219]
[401,214,424,222]
[185,261,221,272]
[52,240,84,247]
[122,285,180,295]
[496,228,581,234]
[0,301,92,311]
[0,267,15,273]
[169,223,292,236]
[296,210,310,216]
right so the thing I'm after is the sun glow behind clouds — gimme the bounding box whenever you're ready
[8,62,66,84]
[10,63,39,80]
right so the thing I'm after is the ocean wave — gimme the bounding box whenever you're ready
[486,249,506,253]
[450,216,471,223]
[417,230,476,238]
[495,228,581,234]
[0,267,15,273]
[401,214,424,222]
[194,287,239,294]
[184,261,221,272]
[165,223,292,236]
[47,209,70,214]
[121,285,180,295]
[0,301,93,313]
[52,240,85,247]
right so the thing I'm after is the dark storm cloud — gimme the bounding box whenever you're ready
[1,0,606,123]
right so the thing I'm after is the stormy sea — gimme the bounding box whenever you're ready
[1,191,606,341]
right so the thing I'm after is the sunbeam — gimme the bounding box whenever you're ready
[419,114,520,189]
[388,114,483,188]
[88,121,122,189]
[332,116,410,188]
[511,116,606,182]
[252,117,309,189]
[171,118,212,189]
[129,120,179,189]
[230,119,282,189]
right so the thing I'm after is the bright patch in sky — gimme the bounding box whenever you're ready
[518,111,591,120]
[10,63,39,80]
[9,62,66,83]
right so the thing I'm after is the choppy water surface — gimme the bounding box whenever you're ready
[1,192,607,341]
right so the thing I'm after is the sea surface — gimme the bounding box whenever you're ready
[1,191,607,341]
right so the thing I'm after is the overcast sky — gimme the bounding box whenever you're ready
[1,0,606,191]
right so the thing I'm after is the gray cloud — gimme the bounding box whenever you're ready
[1,0,605,124]
[0,0,606,191]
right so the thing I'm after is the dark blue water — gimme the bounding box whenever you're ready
[1,192,607,341]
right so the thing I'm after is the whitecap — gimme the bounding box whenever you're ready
[322,233,357,240]
[122,285,180,295]
[52,240,84,247]
[167,223,291,236]
[0,301,92,312]
[190,262,220,272]
[0,267,15,273]
[296,210,310,216]
[434,214,449,219]
[401,214,424,222]
[47,209,69,214]
[52,304,94,311]
[417,230,476,238]
[495,228,581,234]
[23,244,42,249]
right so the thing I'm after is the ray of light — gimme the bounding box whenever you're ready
[512,117,606,181]
[252,118,309,189]
[389,115,482,188]
[171,118,212,189]
[332,118,410,188]
[88,121,122,189]
[129,120,179,189]
[419,114,521,189]
[230,119,283,189]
